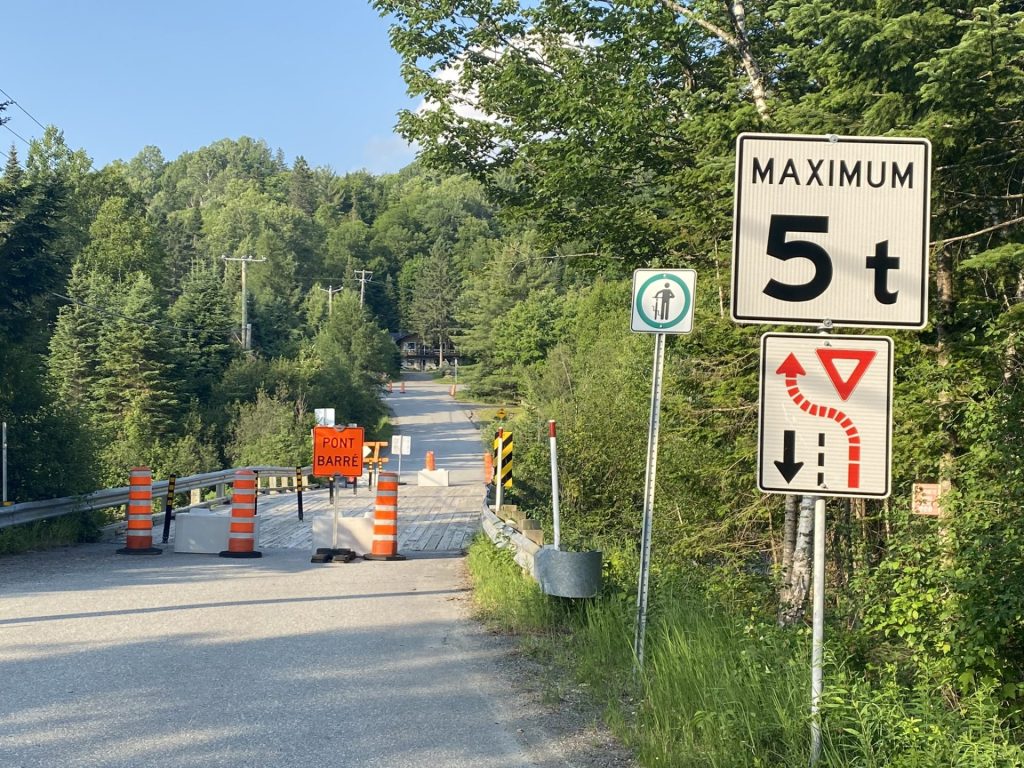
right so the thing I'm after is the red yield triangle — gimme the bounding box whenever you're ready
[815,348,876,401]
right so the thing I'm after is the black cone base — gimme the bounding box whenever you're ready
[311,553,333,563]
[363,553,406,561]
[117,546,163,555]
[219,550,263,558]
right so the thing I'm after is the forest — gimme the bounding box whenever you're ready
[2,0,1023,764]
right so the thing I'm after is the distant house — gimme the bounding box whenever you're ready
[390,331,456,370]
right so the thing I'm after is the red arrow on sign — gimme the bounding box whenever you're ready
[775,353,862,489]
[815,349,876,401]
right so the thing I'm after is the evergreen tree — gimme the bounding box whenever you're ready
[168,261,236,407]
[289,155,317,216]
[93,273,180,479]
[407,241,460,366]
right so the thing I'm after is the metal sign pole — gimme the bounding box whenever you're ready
[810,319,831,766]
[810,496,826,764]
[634,332,666,673]
[332,474,340,549]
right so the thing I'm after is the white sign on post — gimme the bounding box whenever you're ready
[758,333,893,498]
[631,269,697,334]
[732,133,931,329]
[314,408,335,427]
[391,435,411,455]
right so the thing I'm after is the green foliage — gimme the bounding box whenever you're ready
[227,389,312,468]
[467,537,1024,766]
[465,534,565,633]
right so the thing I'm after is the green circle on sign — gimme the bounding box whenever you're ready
[635,273,692,329]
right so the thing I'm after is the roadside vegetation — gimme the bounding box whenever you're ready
[468,535,1024,767]
[2,0,1023,762]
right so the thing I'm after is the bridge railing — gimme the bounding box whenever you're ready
[0,466,313,531]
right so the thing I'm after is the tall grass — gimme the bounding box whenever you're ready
[465,537,1024,767]
[635,597,808,767]
[0,511,104,555]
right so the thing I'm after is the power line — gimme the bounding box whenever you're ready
[2,123,31,147]
[0,87,47,131]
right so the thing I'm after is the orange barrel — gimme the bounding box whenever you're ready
[449,385,455,397]
[483,452,494,485]
[117,467,162,555]
[364,470,405,561]
[387,381,393,393]
[219,469,262,559]
[425,451,436,471]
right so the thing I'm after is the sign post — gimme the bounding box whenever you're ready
[734,132,929,765]
[630,269,696,672]
[391,434,411,482]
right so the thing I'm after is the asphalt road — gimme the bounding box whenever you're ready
[386,371,486,486]
[0,375,567,768]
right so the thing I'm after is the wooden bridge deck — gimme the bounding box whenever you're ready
[159,482,484,554]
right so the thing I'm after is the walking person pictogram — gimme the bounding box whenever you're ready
[653,283,675,320]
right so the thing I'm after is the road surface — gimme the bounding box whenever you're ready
[0,375,613,767]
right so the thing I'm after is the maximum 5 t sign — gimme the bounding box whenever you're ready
[732,133,931,329]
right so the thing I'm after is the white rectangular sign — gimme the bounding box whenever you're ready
[758,333,893,498]
[391,435,411,456]
[732,133,930,329]
[631,269,696,334]
[315,408,335,427]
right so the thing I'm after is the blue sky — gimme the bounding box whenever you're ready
[2,1,419,175]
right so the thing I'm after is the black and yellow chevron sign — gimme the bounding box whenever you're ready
[492,431,513,489]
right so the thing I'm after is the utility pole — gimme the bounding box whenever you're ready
[317,285,344,316]
[2,421,7,505]
[353,269,373,307]
[222,254,266,349]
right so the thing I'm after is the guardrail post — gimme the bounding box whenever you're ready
[161,474,177,544]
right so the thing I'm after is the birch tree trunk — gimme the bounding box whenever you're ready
[778,494,815,627]
[780,493,799,583]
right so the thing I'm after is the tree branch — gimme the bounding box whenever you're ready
[658,0,770,120]
[932,216,1024,247]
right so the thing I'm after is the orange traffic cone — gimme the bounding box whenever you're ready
[219,469,262,559]
[118,467,162,555]
[483,452,494,485]
[364,470,405,561]
[400,382,406,393]
[425,451,436,471]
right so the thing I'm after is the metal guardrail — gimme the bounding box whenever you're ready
[0,466,313,530]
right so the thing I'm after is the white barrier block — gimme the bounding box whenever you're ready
[417,469,450,487]
[174,510,261,554]
[311,515,374,554]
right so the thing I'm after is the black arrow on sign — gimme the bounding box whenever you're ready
[774,430,803,483]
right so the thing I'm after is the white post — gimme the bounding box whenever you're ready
[810,496,826,764]
[634,332,666,673]
[549,420,561,549]
[495,428,504,511]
